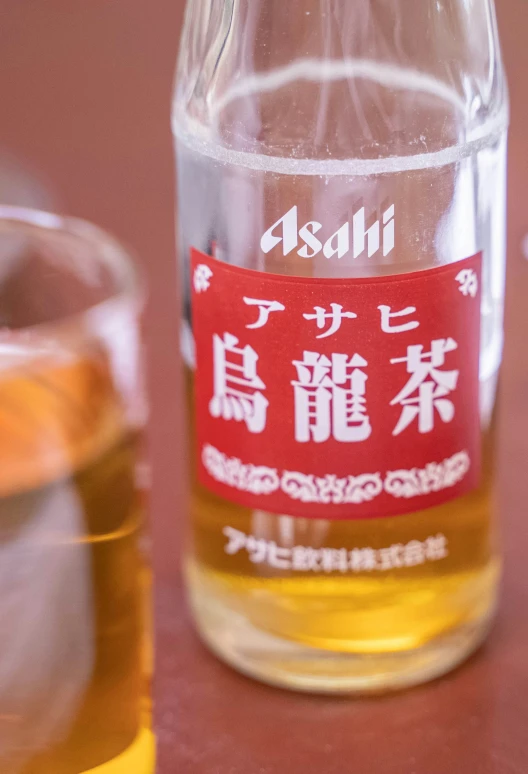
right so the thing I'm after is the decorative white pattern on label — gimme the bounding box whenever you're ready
[384,450,470,499]
[202,444,280,495]
[281,471,382,504]
[202,444,470,505]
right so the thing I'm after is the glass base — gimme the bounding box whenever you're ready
[83,728,155,774]
[188,572,496,695]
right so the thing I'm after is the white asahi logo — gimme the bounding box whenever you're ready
[260,204,395,260]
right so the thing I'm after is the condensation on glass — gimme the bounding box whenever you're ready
[173,0,508,692]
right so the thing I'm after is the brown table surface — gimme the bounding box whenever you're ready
[1,1,528,771]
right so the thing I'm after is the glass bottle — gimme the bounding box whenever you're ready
[172,0,508,692]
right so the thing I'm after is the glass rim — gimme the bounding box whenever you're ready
[0,204,144,336]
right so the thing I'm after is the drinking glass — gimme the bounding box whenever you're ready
[0,206,154,774]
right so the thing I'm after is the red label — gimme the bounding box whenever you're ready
[191,250,482,520]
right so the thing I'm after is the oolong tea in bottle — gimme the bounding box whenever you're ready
[172,0,508,692]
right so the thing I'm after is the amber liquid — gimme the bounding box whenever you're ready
[0,354,152,773]
[186,368,499,687]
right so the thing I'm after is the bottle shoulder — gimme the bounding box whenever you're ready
[173,59,508,176]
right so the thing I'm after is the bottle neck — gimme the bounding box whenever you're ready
[176,0,506,159]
